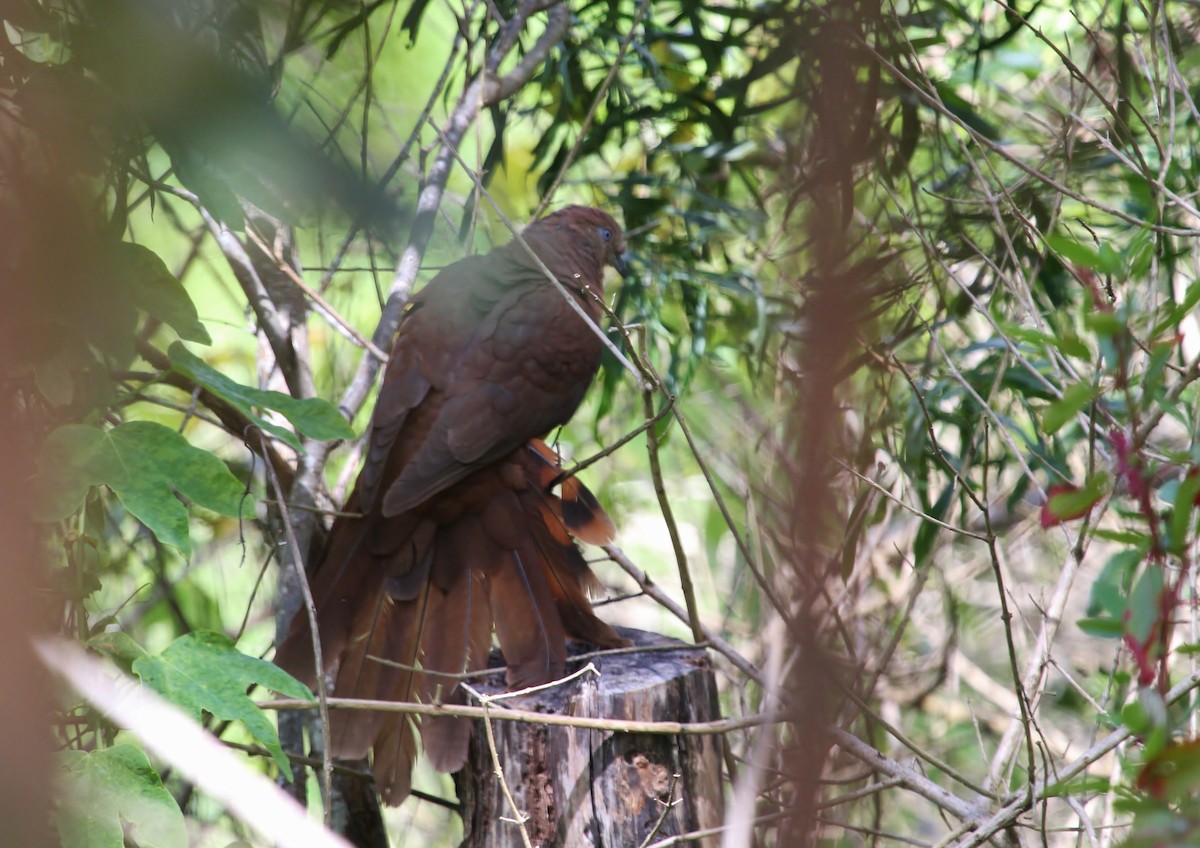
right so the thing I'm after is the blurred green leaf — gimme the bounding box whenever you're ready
[133,631,313,780]
[1078,617,1125,639]
[1128,566,1164,645]
[56,745,186,848]
[1085,310,1126,337]
[1043,475,1108,527]
[1087,547,1144,620]
[1042,381,1098,435]
[1168,473,1200,554]
[87,631,150,674]
[914,484,953,567]
[1154,279,1200,339]
[1048,234,1121,274]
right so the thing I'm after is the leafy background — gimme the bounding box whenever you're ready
[9,0,1200,845]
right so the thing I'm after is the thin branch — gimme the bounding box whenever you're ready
[245,225,388,363]
[337,0,572,423]
[604,544,764,687]
[257,431,334,821]
[952,665,1200,848]
[264,694,787,736]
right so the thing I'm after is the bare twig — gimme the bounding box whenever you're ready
[257,431,334,821]
[337,0,573,423]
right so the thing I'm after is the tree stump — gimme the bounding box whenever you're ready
[457,628,723,848]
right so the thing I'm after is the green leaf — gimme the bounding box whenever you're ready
[1055,333,1090,360]
[933,81,1000,139]
[914,484,953,567]
[1128,566,1164,645]
[117,243,211,344]
[1169,474,1200,554]
[1136,688,1170,759]
[1042,381,1098,435]
[87,631,150,674]
[1088,547,1145,619]
[1136,739,1200,801]
[1085,311,1126,337]
[30,421,252,556]
[1043,474,1109,526]
[1154,279,1200,340]
[1143,342,1175,401]
[1094,528,1149,545]
[166,143,245,229]
[1122,698,1150,734]
[1040,775,1112,799]
[169,343,355,449]
[132,631,313,780]
[1078,617,1125,639]
[56,745,186,848]
[1002,324,1089,359]
[1125,228,1155,278]
[1048,233,1120,274]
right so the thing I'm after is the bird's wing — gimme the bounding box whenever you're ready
[380,272,605,516]
[355,253,502,512]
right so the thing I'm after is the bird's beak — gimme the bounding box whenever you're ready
[612,251,631,278]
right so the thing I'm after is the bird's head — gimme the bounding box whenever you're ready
[531,205,631,281]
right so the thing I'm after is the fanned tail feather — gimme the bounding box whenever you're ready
[419,571,491,773]
[526,439,616,546]
[275,440,622,806]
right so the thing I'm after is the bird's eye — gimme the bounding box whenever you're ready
[599,227,613,242]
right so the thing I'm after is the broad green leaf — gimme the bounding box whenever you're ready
[1042,381,1099,435]
[1122,698,1150,735]
[169,342,355,449]
[1136,688,1170,759]
[31,421,252,556]
[1002,324,1089,359]
[1084,311,1126,337]
[1043,474,1108,526]
[132,631,313,780]
[1048,233,1120,274]
[1153,278,1200,340]
[1087,547,1143,619]
[1169,474,1200,554]
[933,81,1000,139]
[88,631,150,674]
[118,243,211,344]
[1136,739,1200,801]
[56,745,186,848]
[1055,333,1090,360]
[166,142,245,229]
[1077,617,1124,639]
[1125,228,1155,278]
[1128,566,1164,645]
[1143,342,1175,402]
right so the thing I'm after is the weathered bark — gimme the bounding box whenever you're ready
[459,628,723,848]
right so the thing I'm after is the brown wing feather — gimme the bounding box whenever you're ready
[382,284,604,516]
